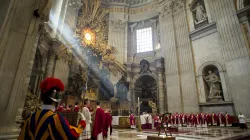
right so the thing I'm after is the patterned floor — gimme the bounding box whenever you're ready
[110,127,250,140]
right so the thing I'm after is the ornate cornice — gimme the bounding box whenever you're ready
[111,20,127,32]
[157,0,185,18]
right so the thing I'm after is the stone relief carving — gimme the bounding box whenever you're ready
[140,59,152,74]
[111,20,126,32]
[190,0,207,24]
[203,71,222,100]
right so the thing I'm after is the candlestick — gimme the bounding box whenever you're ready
[137,97,142,132]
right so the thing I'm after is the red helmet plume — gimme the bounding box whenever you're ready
[40,77,64,94]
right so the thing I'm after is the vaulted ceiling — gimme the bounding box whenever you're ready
[103,0,152,5]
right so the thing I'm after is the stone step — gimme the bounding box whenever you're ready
[0,134,18,140]
[245,119,250,127]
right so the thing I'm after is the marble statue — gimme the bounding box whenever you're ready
[203,71,222,98]
[191,2,207,23]
[140,59,152,73]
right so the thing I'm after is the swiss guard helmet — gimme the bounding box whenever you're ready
[40,77,64,103]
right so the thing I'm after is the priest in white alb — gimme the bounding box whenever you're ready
[81,99,92,140]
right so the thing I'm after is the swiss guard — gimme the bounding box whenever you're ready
[18,77,86,140]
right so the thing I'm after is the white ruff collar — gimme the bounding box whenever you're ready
[42,105,56,112]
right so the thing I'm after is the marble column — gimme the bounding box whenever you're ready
[45,49,57,77]
[157,67,165,114]
[0,0,53,136]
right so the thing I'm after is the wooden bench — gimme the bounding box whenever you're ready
[56,112,79,127]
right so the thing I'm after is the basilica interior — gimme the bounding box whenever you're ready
[1,0,250,139]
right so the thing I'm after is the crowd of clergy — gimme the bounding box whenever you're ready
[56,100,112,140]
[130,112,234,130]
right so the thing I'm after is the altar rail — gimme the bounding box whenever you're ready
[112,116,139,128]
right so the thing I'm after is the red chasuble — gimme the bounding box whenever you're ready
[93,108,105,138]
[103,112,112,137]
[130,114,135,125]
[56,105,64,112]
[74,105,80,112]
[206,114,211,125]
[225,114,232,125]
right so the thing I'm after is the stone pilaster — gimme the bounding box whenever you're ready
[108,18,127,64]
[158,0,198,113]
[158,0,183,113]
[0,0,53,137]
[45,49,57,77]
[207,0,248,61]
[156,67,165,114]
[206,0,250,118]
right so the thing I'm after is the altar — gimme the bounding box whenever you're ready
[112,116,139,128]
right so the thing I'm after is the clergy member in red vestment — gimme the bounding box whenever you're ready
[218,112,225,127]
[179,113,183,126]
[130,113,136,129]
[189,113,197,127]
[196,112,201,127]
[205,113,211,126]
[184,113,189,125]
[74,102,80,112]
[174,113,179,126]
[103,109,112,140]
[171,114,175,125]
[201,112,207,127]
[56,103,65,111]
[153,114,160,130]
[66,105,72,112]
[211,112,218,126]
[92,101,105,140]
[225,112,232,127]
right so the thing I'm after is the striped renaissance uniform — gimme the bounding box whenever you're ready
[18,105,83,140]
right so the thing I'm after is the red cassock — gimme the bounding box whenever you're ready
[189,115,197,125]
[66,108,71,112]
[130,114,135,125]
[201,114,206,124]
[211,114,218,125]
[175,114,179,124]
[184,115,188,124]
[168,115,171,124]
[225,114,232,125]
[197,114,201,124]
[164,115,169,124]
[154,115,160,130]
[171,115,175,124]
[179,115,183,124]
[56,106,64,112]
[74,105,80,112]
[206,114,211,124]
[103,113,112,137]
[92,108,105,138]
[218,113,225,125]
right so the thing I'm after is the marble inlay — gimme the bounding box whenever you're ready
[110,127,250,140]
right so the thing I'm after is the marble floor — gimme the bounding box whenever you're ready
[110,127,250,140]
